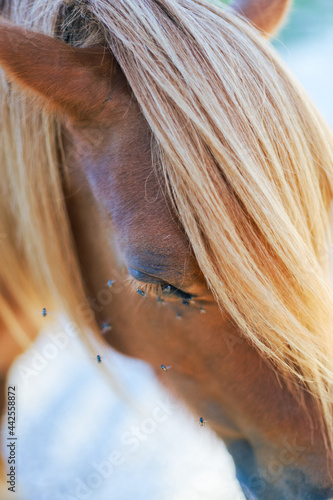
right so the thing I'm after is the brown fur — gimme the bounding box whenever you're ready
[63,75,333,488]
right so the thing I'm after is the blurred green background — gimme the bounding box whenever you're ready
[217,0,333,43]
[275,0,333,44]
[213,0,333,127]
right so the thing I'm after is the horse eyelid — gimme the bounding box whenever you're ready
[126,276,192,300]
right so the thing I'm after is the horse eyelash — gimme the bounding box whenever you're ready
[126,276,164,298]
[126,276,194,301]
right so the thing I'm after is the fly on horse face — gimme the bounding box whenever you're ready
[0,0,333,498]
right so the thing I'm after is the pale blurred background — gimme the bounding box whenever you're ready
[2,1,333,499]
[272,0,333,128]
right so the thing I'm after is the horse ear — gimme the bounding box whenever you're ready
[231,0,292,36]
[0,18,114,120]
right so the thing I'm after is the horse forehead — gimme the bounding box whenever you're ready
[67,117,197,276]
[101,156,197,277]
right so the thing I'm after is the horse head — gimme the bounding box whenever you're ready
[1,0,333,498]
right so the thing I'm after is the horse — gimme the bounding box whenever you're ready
[1,0,333,498]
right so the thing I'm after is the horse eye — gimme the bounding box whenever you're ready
[128,266,194,300]
[161,284,193,300]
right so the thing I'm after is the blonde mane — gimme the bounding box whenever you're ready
[1,0,333,450]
